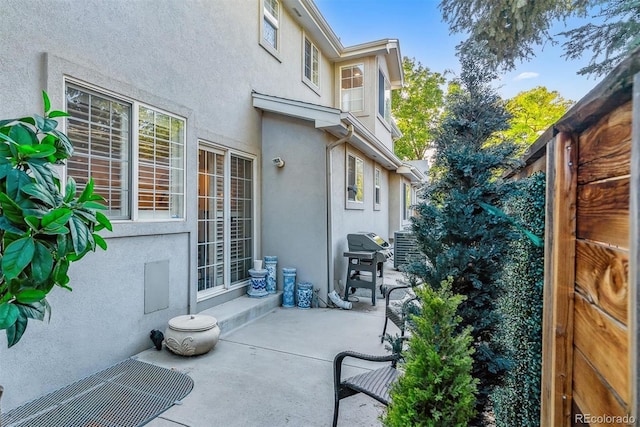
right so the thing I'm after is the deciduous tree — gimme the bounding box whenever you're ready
[392,58,446,160]
[504,86,573,154]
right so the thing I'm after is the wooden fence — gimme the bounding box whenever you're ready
[511,49,640,426]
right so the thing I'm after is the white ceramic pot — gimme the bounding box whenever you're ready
[164,314,220,356]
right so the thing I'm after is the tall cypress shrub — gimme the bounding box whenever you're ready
[492,172,546,426]
[383,280,478,427]
[408,45,517,422]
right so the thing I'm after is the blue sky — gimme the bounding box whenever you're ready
[314,0,601,102]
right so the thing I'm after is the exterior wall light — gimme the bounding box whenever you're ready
[272,157,285,168]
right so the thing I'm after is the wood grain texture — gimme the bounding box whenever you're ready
[575,240,628,324]
[572,349,627,426]
[573,293,629,403]
[578,101,632,184]
[541,132,577,427]
[576,177,630,249]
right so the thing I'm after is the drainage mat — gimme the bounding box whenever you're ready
[1,358,194,427]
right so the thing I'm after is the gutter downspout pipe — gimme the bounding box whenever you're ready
[325,124,353,305]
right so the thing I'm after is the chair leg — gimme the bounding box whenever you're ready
[332,399,340,427]
[381,317,389,343]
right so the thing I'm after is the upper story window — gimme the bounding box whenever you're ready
[347,153,364,208]
[303,36,320,89]
[374,167,381,210]
[66,82,185,221]
[341,64,364,112]
[378,70,391,123]
[261,0,280,56]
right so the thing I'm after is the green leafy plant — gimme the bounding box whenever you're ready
[383,279,477,427]
[0,91,111,347]
[492,172,546,426]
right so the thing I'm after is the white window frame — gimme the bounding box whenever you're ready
[197,141,257,301]
[303,35,320,92]
[340,63,364,113]
[64,79,186,222]
[374,167,381,210]
[402,182,412,221]
[378,69,391,124]
[346,152,365,209]
[260,0,281,60]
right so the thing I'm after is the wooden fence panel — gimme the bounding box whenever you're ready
[578,101,632,185]
[576,177,630,249]
[575,240,628,324]
[573,293,629,403]
[573,349,628,426]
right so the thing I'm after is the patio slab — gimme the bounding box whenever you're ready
[137,268,407,427]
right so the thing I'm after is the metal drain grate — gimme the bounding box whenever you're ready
[2,358,194,427]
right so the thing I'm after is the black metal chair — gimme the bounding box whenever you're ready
[381,283,419,343]
[332,350,401,427]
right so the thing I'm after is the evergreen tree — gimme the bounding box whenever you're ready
[408,44,516,423]
[383,280,477,427]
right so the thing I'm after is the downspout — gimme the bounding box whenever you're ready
[326,125,353,304]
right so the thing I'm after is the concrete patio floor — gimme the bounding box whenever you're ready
[136,268,407,427]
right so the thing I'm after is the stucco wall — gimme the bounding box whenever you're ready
[260,113,329,298]
[330,144,391,295]
[0,0,339,409]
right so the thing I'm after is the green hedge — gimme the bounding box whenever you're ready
[492,171,546,426]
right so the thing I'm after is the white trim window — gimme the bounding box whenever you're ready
[303,36,320,89]
[374,167,381,210]
[378,70,391,123]
[403,182,411,221]
[261,0,280,56]
[197,142,255,299]
[340,64,364,112]
[65,81,185,221]
[347,153,364,208]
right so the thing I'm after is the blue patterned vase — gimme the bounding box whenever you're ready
[247,268,269,298]
[282,268,296,308]
[264,256,277,294]
[297,282,313,309]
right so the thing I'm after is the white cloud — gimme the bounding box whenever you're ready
[514,72,540,81]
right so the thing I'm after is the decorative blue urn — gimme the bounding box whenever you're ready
[264,256,278,294]
[297,282,313,309]
[247,268,269,298]
[282,268,296,308]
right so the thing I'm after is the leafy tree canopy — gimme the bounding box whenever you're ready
[504,86,573,154]
[439,0,639,76]
[392,57,446,160]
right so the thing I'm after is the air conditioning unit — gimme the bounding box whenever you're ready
[393,229,420,270]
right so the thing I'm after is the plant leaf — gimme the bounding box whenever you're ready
[0,216,25,234]
[0,303,19,329]
[95,211,113,232]
[0,192,26,224]
[51,129,74,158]
[9,123,37,146]
[69,216,90,255]
[93,233,108,250]
[17,300,46,321]
[64,177,77,202]
[41,207,72,229]
[78,178,95,203]
[15,289,47,304]
[2,237,35,280]
[21,182,56,207]
[48,110,69,118]
[31,241,54,284]
[6,311,28,347]
[42,90,51,114]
